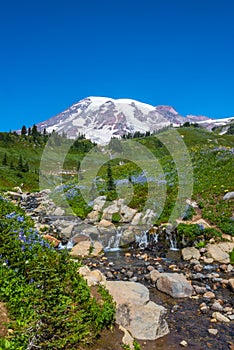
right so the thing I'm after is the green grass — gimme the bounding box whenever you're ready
[0,128,233,236]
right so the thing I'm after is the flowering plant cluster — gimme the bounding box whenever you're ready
[0,196,115,349]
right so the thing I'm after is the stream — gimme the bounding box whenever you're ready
[83,248,234,350]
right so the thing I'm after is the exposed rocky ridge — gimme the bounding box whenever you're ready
[35,96,234,144]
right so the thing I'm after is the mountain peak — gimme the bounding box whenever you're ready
[36,96,233,144]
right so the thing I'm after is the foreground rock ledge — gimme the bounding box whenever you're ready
[106,281,169,340]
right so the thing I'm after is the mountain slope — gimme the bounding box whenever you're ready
[36,96,233,144]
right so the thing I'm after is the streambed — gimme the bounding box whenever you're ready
[84,248,234,350]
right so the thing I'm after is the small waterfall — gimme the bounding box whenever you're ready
[104,229,122,252]
[135,230,148,249]
[135,226,179,251]
[166,231,179,251]
[135,230,159,249]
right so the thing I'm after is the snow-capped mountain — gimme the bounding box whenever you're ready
[36,96,233,144]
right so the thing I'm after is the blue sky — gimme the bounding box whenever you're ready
[0,0,233,131]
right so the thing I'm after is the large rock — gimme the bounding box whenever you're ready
[86,210,100,223]
[156,273,193,298]
[93,196,106,211]
[206,243,232,264]
[223,191,234,200]
[119,226,142,247]
[182,247,201,261]
[106,281,149,305]
[70,240,103,257]
[106,281,169,340]
[78,266,106,286]
[124,301,168,340]
[120,205,137,223]
[102,203,119,221]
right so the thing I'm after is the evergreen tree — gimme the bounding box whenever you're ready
[32,124,39,140]
[21,125,27,136]
[28,127,31,136]
[107,163,115,191]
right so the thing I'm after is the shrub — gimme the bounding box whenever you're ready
[112,212,121,223]
[0,197,115,349]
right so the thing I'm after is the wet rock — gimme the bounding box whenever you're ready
[203,257,214,264]
[62,224,76,238]
[193,264,203,272]
[70,241,103,257]
[126,271,134,279]
[106,271,114,279]
[211,302,223,312]
[193,285,207,294]
[180,340,188,347]
[72,234,90,245]
[156,273,193,298]
[200,303,209,314]
[228,278,234,291]
[208,328,218,335]
[190,259,200,265]
[203,291,216,299]
[212,312,230,323]
[148,269,161,283]
[182,247,200,261]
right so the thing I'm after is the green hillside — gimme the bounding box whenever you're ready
[0,127,233,235]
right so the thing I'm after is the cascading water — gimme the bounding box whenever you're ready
[166,231,179,251]
[135,227,179,251]
[104,228,122,252]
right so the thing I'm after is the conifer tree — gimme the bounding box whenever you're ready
[21,125,27,136]
[107,163,115,191]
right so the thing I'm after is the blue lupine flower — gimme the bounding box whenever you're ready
[17,215,24,223]
[6,212,16,219]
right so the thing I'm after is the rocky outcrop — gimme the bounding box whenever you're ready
[106,281,169,340]
[156,273,193,298]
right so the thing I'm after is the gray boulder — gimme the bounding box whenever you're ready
[156,273,193,298]
[106,281,169,340]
